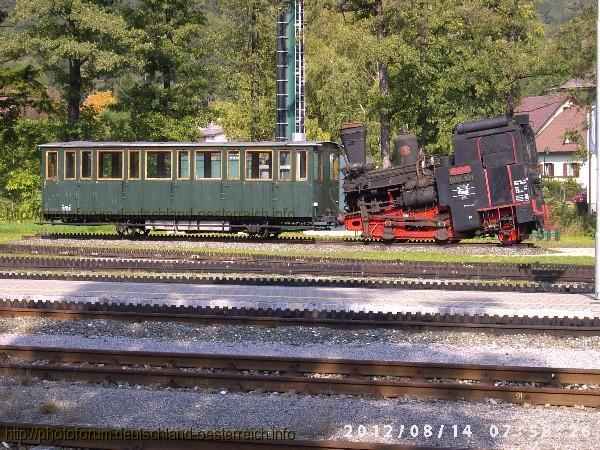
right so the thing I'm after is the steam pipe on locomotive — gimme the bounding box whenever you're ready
[340,115,546,245]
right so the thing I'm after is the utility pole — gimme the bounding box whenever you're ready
[595,2,599,300]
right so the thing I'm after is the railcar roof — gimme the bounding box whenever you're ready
[38,141,339,149]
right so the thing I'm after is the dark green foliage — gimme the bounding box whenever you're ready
[114,0,209,140]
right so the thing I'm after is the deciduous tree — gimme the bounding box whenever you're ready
[2,0,138,134]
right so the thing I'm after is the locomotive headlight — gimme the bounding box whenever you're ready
[313,202,319,207]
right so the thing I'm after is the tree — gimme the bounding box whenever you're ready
[205,0,279,141]
[339,0,394,167]
[551,3,596,82]
[115,0,211,141]
[2,0,138,134]
[305,4,374,145]
[321,0,545,156]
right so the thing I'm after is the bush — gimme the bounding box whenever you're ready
[542,179,594,236]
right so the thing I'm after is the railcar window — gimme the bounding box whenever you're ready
[246,150,272,180]
[195,151,222,179]
[98,151,123,179]
[278,150,291,181]
[46,151,58,180]
[314,151,323,181]
[129,151,140,179]
[65,151,76,179]
[178,150,190,179]
[227,151,240,180]
[81,151,92,179]
[297,150,308,181]
[146,151,172,179]
[330,153,340,181]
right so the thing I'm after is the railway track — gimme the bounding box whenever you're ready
[1,345,598,407]
[1,298,599,336]
[31,231,538,247]
[0,268,590,293]
[0,244,592,293]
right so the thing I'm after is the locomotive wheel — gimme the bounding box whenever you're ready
[497,227,521,246]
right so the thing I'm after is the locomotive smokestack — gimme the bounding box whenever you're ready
[341,122,367,165]
[394,133,419,168]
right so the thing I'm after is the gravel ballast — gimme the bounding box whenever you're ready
[15,237,556,256]
[0,379,597,449]
[1,316,600,369]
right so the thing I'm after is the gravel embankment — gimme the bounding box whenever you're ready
[15,237,556,257]
[0,379,597,449]
[1,317,600,369]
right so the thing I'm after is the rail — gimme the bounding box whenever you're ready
[1,345,598,408]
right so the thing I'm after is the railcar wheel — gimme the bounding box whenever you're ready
[248,228,270,239]
[116,225,147,238]
[116,225,129,237]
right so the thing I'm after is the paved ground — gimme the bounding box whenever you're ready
[2,278,599,318]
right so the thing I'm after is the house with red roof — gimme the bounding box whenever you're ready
[515,81,594,207]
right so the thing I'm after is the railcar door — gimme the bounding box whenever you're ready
[61,149,78,218]
[78,149,94,216]
[42,149,61,216]
[173,149,193,217]
[311,148,326,219]
[272,147,295,220]
[241,149,275,223]
[191,149,224,219]
[123,149,143,218]
[221,149,243,217]
[142,149,175,217]
[94,149,125,219]
[292,148,313,220]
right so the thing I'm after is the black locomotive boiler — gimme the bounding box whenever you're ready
[341,115,546,245]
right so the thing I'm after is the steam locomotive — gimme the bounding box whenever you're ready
[341,115,546,245]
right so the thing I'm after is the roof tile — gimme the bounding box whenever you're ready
[535,105,588,153]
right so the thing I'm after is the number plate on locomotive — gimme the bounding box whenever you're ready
[449,173,474,184]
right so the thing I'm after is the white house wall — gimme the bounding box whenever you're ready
[540,153,586,184]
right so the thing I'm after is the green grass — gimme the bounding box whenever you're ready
[0,221,114,244]
[523,235,594,248]
[458,235,594,248]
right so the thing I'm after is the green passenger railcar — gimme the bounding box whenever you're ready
[39,141,342,236]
